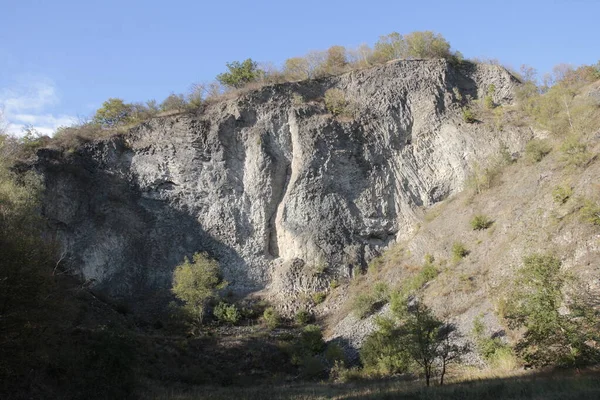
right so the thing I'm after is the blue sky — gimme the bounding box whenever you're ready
[1,0,598,135]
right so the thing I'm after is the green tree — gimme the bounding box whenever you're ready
[504,254,600,367]
[404,31,451,59]
[93,98,132,128]
[216,58,262,89]
[401,301,464,386]
[171,252,226,331]
[360,317,410,375]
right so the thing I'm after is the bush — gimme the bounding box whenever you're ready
[484,84,496,109]
[352,293,377,319]
[472,315,514,367]
[295,309,313,325]
[470,214,493,230]
[525,139,552,163]
[552,185,573,204]
[324,88,354,118]
[330,361,363,382]
[301,325,326,354]
[462,107,476,123]
[300,355,325,379]
[360,318,410,375]
[263,307,280,329]
[171,252,227,331]
[579,199,600,226]
[560,135,592,167]
[213,301,241,325]
[372,282,389,302]
[451,242,469,262]
[467,160,504,194]
[325,343,346,365]
[312,291,327,304]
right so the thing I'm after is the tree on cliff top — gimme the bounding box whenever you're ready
[216,58,263,89]
[93,98,132,128]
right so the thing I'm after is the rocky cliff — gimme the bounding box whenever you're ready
[36,59,529,302]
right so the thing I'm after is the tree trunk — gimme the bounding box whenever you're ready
[440,359,446,386]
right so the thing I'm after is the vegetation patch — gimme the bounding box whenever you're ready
[451,242,469,262]
[524,139,552,163]
[470,214,493,230]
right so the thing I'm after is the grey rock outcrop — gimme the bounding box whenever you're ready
[36,60,529,302]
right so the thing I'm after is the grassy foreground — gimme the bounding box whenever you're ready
[146,369,600,400]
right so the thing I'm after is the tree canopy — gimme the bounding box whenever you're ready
[216,58,263,89]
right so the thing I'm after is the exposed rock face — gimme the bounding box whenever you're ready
[36,60,528,300]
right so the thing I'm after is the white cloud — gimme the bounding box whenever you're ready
[0,77,77,137]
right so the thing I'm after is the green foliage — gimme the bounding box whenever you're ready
[295,309,313,325]
[552,185,573,204]
[312,291,327,304]
[364,301,466,386]
[467,160,504,195]
[352,281,390,319]
[560,135,592,167]
[0,161,55,316]
[324,88,354,118]
[300,325,326,354]
[68,328,137,399]
[171,252,226,330]
[470,214,493,230]
[472,315,514,366]
[389,262,440,314]
[325,342,346,365]
[352,293,377,319]
[372,282,389,301]
[262,307,280,329]
[524,139,552,163]
[299,355,325,379]
[400,301,465,386]
[518,63,600,138]
[213,301,241,325]
[504,254,600,367]
[93,98,132,128]
[216,58,262,89]
[579,199,600,226]
[360,317,410,375]
[462,107,476,123]
[424,253,435,265]
[329,279,340,289]
[484,84,496,109]
[403,31,452,59]
[451,242,469,262]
